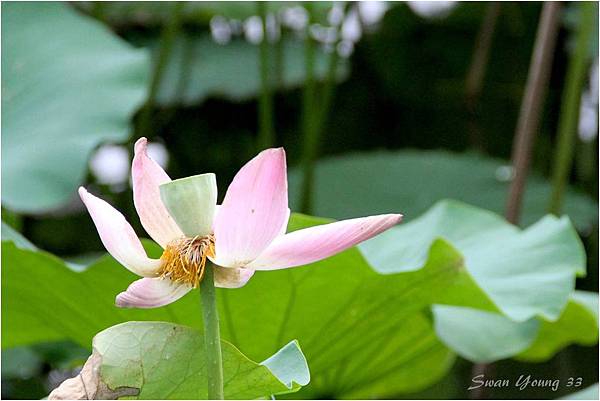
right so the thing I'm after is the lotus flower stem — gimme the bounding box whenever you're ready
[200,263,224,399]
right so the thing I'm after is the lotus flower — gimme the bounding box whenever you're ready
[79,138,402,308]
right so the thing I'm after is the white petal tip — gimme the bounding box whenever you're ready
[115,292,131,308]
[115,278,192,309]
[115,291,152,308]
[115,292,155,309]
[134,137,148,154]
[259,147,286,158]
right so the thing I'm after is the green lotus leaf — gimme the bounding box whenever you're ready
[48,321,308,399]
[1,2,148,213]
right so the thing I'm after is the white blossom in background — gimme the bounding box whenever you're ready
[579,61,598,142]
[337,40,354,58]
[281,6,308,31]
[341,8,362,43]
[244,15,263,44]
[407,1,458,19]
[90,145,130,186]
[358,1,389,26]
[210,15,232,45]
[338,8,362,58]
[328,2,345,26]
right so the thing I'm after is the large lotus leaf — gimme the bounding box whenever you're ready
[1,2,148,213]
[2,213,496,398]
[288,150,598,232]
[50,321,308,399]
[360,200,585,322]
[0,237,487,397]
[153,34,348,107]
[1,206,588,398]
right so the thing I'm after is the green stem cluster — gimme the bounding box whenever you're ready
[299,3,349,214]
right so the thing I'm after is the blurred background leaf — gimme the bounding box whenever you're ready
[289,150,597,232]
[1,2,149,213]
[152,34,348,106]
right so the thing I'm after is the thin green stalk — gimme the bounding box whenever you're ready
[257,2,276,150]
[314,46,339,131]
[314,2,352,130]
[300,28,346,214]
[299,2,323,214]
[575,137,596,186]
[274,13,285,90]
[548,2,595,214]
[200,263,224,399]
[299,3,317,214]
[465,2,501,152]
[138,1,184,138]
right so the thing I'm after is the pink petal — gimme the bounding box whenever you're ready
[79,187,161,277]
[214,266,255,288]
[115,278,191,308]
[132,137,183,248]
[213,148,289,267]
[247,214,402,270]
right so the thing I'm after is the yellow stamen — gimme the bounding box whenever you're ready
[158,234,215,288]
